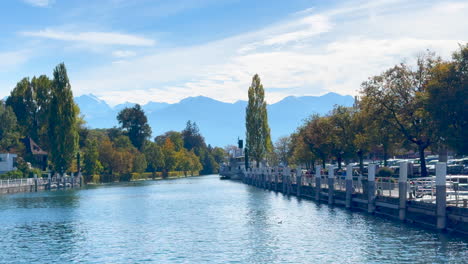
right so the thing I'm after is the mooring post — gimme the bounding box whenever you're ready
[79,171,83,187]
[345,164,353,208]
[399,162,408,221]
[256,168,260,187]
[297,169,302,197]
[285,167,290,195]
[436,162,447,230]
[270,168,274,190]
[315,165,321,201]
[368,164,376,213]
[328,165,334,205]
[282,168,287,193]
[262,168,267,189]
[34,174,38,192]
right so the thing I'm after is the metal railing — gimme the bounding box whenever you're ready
[0,178,34,188]
[376,177,399,198]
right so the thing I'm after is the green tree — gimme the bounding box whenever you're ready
[83,139,102,183]
[155,131,184,151]
[117,104,152,150]
[133,152,147,174]
[182,121,206,153]
[211,147,226,165]
[143,141,165,178]
[188,150,202,176]
[302,115,333,168]
[274,136,292,166]
[425,44,468,155]
[359,93,401,166]
[245,74,272,167]
[6,76,52,146]
[290,131,316,169]
[161,138,177,177]
[6,78,35,137]
[361,52,440,176]
[0,101,23,152]
[48,63,79,173]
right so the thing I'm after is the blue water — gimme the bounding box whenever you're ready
[0,175,466,264]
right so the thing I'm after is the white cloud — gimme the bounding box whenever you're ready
[112,50,137,58]
[0,50,31,72]
[21,29,156,46]
[71,0,467,105]
[23,0,54,7]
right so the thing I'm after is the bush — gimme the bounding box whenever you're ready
[377,167,393,177]
[0,170,24,179]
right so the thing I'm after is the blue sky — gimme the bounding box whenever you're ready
[0,0,467,105]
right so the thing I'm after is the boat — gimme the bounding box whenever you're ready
[219,139,246,181]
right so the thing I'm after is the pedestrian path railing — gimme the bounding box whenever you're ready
[0,178,34,188]
[376,177,399,197]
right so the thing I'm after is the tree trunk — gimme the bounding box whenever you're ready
[337,155,342,170]
[439,147,448,162]
[358,151,364,173]
[419,145,428,177]
[383,145,388,167]
[322,159,326,169]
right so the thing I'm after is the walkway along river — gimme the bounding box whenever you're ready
[0,175,467,263]
[241,163,468,236]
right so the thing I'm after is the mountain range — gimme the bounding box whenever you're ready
[75,92,354,147]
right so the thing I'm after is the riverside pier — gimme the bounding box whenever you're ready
[241,162,468,236]
[0,173,83,194]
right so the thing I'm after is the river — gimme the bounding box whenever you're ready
[0,175,466,263]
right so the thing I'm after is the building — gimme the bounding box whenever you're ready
[0,153,18,174]
[21,137,48,171]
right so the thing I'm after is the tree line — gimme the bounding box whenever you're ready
[0,64,226,181]
[247,45,467,177]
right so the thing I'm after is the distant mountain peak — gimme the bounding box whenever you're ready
[74,93,354,146]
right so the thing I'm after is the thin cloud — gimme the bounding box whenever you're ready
[23,0,54,7]
[112,50,137,58]
[21,29,156,46]
[68,0,467,105]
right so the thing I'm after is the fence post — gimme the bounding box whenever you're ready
[315,165,321,201]
[368,164,376,213]
[34,174,38,192]
[436,162,447,230]
[399,162,408,221]
[328,165,334,205]
[346,164,353,209]
[297,169,302,197]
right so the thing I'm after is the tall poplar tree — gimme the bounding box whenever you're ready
[48,63,79,173]
[245,74,272,167]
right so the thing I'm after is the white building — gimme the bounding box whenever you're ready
[0,153,18,174]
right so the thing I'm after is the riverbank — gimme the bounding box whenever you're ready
[0,171,202,195]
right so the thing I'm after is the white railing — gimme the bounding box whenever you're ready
[376,177,399,198]
[0,178,34,188]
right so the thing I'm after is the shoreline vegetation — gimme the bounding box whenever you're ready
[261,45,467,174]
[0,64,226,184]
[85,171,201,185]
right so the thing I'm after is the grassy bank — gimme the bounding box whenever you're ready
[87,171,200,184]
